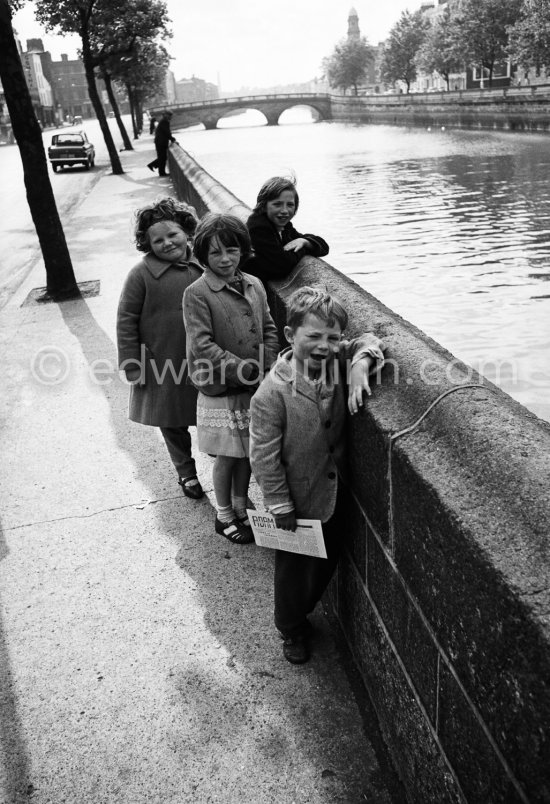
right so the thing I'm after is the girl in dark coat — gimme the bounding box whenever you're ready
[244,176,329,285]
[117,197,204,500]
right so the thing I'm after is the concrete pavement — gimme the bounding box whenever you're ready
[0,137,400,804]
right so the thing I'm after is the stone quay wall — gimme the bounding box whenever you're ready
[331,87,550,132]
[169,145,550,803]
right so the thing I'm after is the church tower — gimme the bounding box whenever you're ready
[348,7,360,41]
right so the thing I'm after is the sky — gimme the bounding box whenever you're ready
[12,0,418,92]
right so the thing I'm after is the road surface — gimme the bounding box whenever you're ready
[0,116,132,308]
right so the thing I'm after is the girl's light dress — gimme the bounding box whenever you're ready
[196,388,253,458]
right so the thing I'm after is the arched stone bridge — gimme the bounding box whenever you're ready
[149,93,333,129]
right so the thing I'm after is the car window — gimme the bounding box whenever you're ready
[57,135,85,145]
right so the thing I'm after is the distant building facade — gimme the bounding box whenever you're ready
[175,76,219,104]
[21,41,55,125]
[345,7,384,94]
[9,36,129,126]
[37,43,129,121]
[40,50,94,122]
[410,0,513,92]
[148,69,177,107]
[348,7,361,41]
[0,80,14,142]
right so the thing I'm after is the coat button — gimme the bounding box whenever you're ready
[328,472,336,480]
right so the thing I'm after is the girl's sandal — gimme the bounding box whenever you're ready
[215,517,254,545]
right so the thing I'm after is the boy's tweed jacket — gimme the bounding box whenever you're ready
[116,249,202,427]
[250,336,385,523]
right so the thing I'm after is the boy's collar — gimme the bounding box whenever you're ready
[273,348,336,399]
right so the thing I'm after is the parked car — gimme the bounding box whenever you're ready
[48,131,95,173]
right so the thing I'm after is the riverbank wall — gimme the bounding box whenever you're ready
[331,86,550,132]
[169,145,550,803]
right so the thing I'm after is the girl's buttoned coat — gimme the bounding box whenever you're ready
[116,250,202,427]
[250,337,385,522]
[183,270,280,395]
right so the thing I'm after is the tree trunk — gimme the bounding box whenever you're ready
[103,72,133,150]
[0,0,79,300]
[80,37,123,174]
[126,86,138,139]
[135,96,143,136]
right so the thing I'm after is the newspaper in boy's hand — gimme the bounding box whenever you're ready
[246,510,327,558]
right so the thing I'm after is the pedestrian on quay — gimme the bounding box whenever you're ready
[117,197,205,501]
[149,115,157,134]
[244,175,329,285]
[250,286,385,664]
[183,213,280,544]
[147,111,177,176]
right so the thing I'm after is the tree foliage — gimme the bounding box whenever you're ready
[1,0,79,299]
[380,9,429,92]
[508,0,550,71]
[322,37,373,95]
[89,0,170,147]
[449,0,522,85]
[35,0,171,173]
[416,5,462,89]
[110,40,170,137]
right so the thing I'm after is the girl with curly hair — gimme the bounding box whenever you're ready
[117,197,205,500]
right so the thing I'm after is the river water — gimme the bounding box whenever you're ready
[176,108,550,423]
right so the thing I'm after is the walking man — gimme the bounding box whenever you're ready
[147,111,177,177]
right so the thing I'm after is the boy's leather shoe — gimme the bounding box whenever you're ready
[282,635,310,664]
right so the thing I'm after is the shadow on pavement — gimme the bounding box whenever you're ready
[0,521,32,804]
[54,293,398,801]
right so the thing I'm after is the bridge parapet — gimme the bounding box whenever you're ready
[150,93,332,129]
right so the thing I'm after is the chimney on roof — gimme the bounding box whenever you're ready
[26,38,44,52]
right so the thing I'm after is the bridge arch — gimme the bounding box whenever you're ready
[150,93,333,131]
[215,107,271,128]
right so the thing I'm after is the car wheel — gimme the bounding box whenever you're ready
[84,160,90,170]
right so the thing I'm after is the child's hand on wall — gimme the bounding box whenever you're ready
[348,358,374,414]
[283,238,309,253]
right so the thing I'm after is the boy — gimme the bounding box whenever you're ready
[250,286,385,664]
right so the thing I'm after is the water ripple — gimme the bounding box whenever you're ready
[178,115,550,422]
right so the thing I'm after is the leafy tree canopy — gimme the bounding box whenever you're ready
[35,0,171,68]
[449,0,522,80]
[322,37,373,95]
[111,40,170,100]
[416,5,462,88]
[380,9,429,92]
[508,0,550,70]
